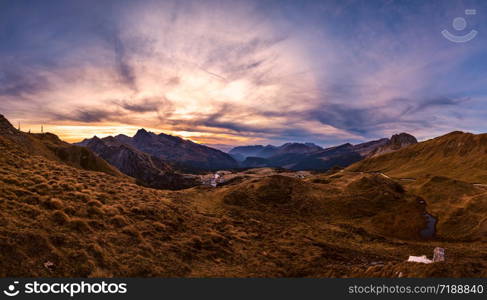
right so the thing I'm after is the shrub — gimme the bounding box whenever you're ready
[87,206,104,217]
[51,210,70,225]
[44,198,64,209]
[87,220,105,230]
[70,191,89,202]
[30,174,47,184]
[121,227,142,242]
[110,216,128,227]
[69,218,91,232]
[87,200,102,207]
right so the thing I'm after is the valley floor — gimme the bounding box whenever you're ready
[175,171,487,277]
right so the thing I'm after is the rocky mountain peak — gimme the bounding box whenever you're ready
[134,128,154,140]
[389,133,418,148]
[334,143,353,149]
[135,128,149,135]
[368,133,418,157]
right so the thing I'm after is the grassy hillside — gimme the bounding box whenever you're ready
[0,135,241,277]
[29,133,123,177]
[0,118,486,277]
[349,131,487,183]
[405,176,487,241]
[0,115,122,177]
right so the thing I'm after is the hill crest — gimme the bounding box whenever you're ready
[349,131,487,182]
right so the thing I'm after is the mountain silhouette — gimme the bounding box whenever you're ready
[80,129,238,172]
[230,135,412,171]
[78,136,199,190]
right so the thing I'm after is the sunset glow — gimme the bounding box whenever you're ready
[2,0,487,147]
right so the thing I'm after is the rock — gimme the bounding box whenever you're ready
[389,133,418,148]
[43,261,55,271]
[433,247,446,262]
[407,248,446,264]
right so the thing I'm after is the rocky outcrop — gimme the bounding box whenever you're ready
[369,133,418,157]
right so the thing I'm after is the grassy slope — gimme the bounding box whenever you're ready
[0,135,228,277]
[0,131,486,277]
[23,133,123,177]
[181,172,487,277]
[405,176,487,241]
[348,131,487,183]
[348,131,487,243]
[0,115,121,178]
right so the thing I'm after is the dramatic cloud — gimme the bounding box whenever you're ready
[1,0,487,145]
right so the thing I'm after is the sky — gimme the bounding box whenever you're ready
[1,0,487,148]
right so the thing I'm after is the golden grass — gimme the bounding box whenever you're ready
[349,131,487,183]
[0,131,486,277]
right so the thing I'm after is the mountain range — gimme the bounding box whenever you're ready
[78,129,417,178]
[2,109,419,190]
[78,129,239,172]
[76,135,199,190]
[229,142,323,161]
[229,133,417,170]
